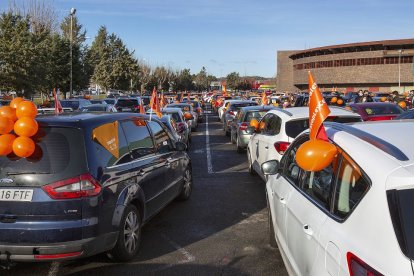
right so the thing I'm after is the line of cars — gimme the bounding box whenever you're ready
[211,90,414,275]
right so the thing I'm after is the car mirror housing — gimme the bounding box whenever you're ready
[261,160,280,175]
[175,141,187,151]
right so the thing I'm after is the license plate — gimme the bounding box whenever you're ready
[0,189,33,201]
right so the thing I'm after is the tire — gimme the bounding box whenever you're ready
[247,149,256,175]
[177,167,192,201]
[268,201,277,248]
[109,205,142,262]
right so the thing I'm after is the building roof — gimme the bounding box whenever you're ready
[290,38,414,60]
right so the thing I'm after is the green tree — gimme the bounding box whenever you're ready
[226,72,240,90]
[194,66,208,91]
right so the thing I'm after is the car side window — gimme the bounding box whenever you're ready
[260,114,271,134]
[301,155,339,210]
[333,152,370,219]
[281,137,307,186]
[121,119,155,159]
[265,115,282,135]
[147,121,174,154]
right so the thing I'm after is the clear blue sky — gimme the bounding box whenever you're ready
[2,0,414,78]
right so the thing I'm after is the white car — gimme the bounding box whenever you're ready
[263,120,414,276]
[247,107,361,181]
[217,99,236,122]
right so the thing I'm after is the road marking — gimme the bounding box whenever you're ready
[161,234,195,264]
[205,114,214,174]
[48,261,60,276]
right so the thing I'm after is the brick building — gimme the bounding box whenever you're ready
[277,39,414,93]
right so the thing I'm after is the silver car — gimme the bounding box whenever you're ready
[166,103,198,131]
[230,106,277,152]
[223,101,258,136]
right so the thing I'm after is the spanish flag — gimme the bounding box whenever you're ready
[261,92,267,106]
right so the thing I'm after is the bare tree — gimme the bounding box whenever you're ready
[8,0,59,34]
[138,60,151,95]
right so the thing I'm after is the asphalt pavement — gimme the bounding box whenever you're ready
[3,109,288,276]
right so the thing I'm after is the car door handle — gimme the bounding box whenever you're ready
[279,197,286,205]
[265,146,269,149]
[256,142,259,145]
[303,224,313,236]
[138,169,146,176]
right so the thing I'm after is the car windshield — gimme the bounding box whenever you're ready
[0,127,87,185]
[116,99,138,107]
[81,105,107,112]
[363,105,403,115]
[285,116,361,138]
[163,112,182,122]
[61,101,80,110]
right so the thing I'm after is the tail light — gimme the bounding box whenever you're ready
[274,142,290,155]
[228,110,235,116]
[239,122,248,131]
[347,252,382,276]
[42,174,101,199]
[35,251,83,260]
[134,105,140,110]
[177,122,186,133]
[227,120,233,126]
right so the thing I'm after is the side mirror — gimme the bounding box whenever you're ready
[261,160,280,175]
[184,112,194,120]
[175,141,187,151]
[245,126,256,135]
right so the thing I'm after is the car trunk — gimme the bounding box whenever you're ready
[0,127,88,243]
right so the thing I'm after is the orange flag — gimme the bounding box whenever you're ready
[92,121,119,159]
[222,84,227,96]
[261,91,267,106]
[308,71,330,141]
[160,93,167,108]
[149,87,162,119]
[139,97,145,114]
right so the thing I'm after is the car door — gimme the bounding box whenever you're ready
[250,114,270,175]
[147,121,182,204]
[284,138,339,275]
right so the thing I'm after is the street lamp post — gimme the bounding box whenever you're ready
[398,49,403,88]
[70,8,76,98]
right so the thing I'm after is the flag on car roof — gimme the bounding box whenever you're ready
[139,97,145,114]
[308,71,330,141]
[53,88,63,115]
[261,91,267,106]
[149,87,162,120]
[160,93,167,108]
[222,84,227,96]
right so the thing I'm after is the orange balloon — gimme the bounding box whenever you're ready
[259,121,265,130]
[16,101,38,119]
[398,101,407,109]
[337,99,344,105]
[14,117,38,137]
[0,134,16,156]
[9,97,24,109]
[13,136,35,158]
[0,117,14,134]
[250,118,259,130]
[296,140,338,172]
[0,106,17,122]
[380,97,386,102]
[330,97,338,103]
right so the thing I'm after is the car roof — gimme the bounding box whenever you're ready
[161,107,183,113]
[228,100,254,105]
[240,106,277,112]
[267,106,360,120]
[36,113,151,129]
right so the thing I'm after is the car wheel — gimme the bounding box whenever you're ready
[237,137,243,153]
[177,167,192,201]
[268,200,277,248]
[231,132,236,144]
[109,205,141,261]
[247,149,256,175]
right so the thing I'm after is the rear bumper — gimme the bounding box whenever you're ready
[238,134,251,147]
[0,232,117,262]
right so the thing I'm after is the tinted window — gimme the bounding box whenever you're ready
[244,111,268,122]
[81,105,107,112]
[0,127,88,186]
[363,105,403,115]
[148,121,173,154]
[333,152,369,219]
[282,138,305,185]
[121,119,154,159]
[230,102,258,111]
[265,115,282,135]
[104,99,116,105]
[116,99,138,107]
[163,112,183,122]
[395,111,414,119]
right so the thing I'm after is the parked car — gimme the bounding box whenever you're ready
[230,106,277,152]
[90,99,108,105]
[158,115,189,149]
[114,98,140,112]
[263,120,414,276]
[60,99,92,111]
[247,107,361,181]
[294,94,346,107]
[182,100,204,122]
[103,98,117,105]
[222,100,258,136]
[166,103,198,131]
[0,113,192,262]
[348,102,404,121]
[160,107,191,146]
[80,104,117,112]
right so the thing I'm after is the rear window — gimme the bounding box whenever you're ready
[116,99,139,107]
[245,111,268,122]
[285,116,361,138]
[230,103,258,111]
[163,112,183,122]
[363,105,403,115]
[61,101,80,110]
[81,105,106,112]
[0,127,87,186]
[141,97,151,105]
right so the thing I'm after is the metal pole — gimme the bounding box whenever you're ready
[399,49,402,88]
[70,8,76,98]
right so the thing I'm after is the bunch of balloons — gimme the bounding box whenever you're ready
[0,97,38,158]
